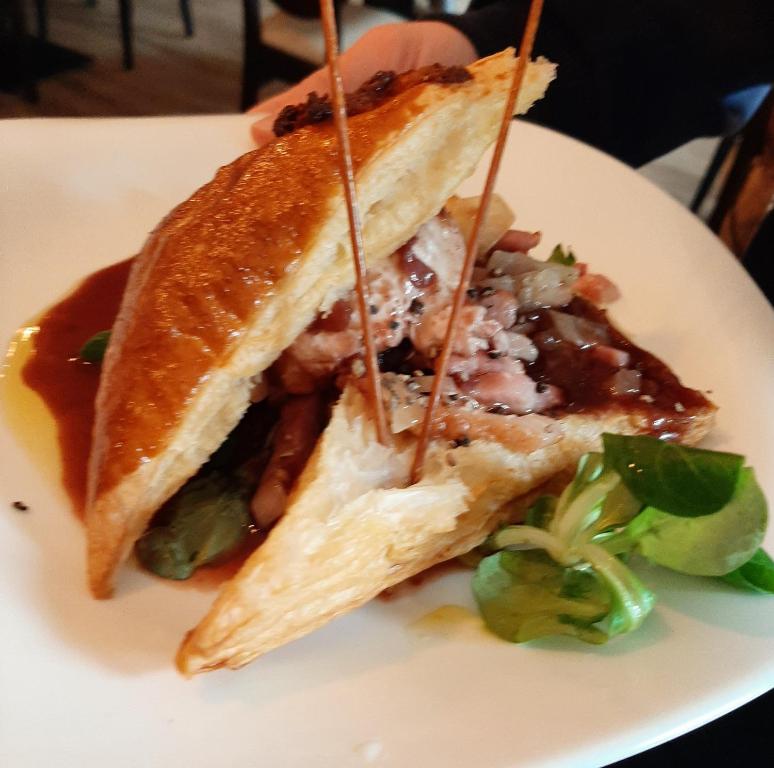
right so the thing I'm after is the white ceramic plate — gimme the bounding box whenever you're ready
[1,115,772,768]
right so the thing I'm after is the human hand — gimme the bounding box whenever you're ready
[248,21,477,146]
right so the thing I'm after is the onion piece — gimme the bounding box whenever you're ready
[610,368,642,396]
[517,265,577,310]
[412,374,458,396]
[390,400,425,433]
[445,194,515,256]
[406,215,466,289]
[591,345,631,368]
[487,249,525,275]
[548,310,610,348]
[477,275,516,293]
[505,331,539,362]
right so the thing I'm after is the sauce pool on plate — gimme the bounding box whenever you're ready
[21,259,132,513]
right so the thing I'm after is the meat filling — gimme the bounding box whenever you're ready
[250,210,697,530]
[250,393,327,529]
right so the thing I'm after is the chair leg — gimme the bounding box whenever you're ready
[35,0,48,41]
[241,0,262,111]
[708,92,774,236]
[690,136,736,214]
[9,0,39,102]
[119,0,134,69]
[179,0,194,37]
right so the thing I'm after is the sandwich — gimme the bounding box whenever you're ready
[83,49,715,674]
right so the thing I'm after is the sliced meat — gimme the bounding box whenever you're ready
[573,273,621,304]
[411,303,500,358]
[277,214,464,388]
[250,393,326,529]
[282,328,361,382]
[493,229,542,254]
[458,364,563,414]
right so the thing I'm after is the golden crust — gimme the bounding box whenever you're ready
[177,387,714,674]
[86,51,557,598]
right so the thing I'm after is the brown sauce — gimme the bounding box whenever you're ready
[21,259,133,514]
[527,298,712,438]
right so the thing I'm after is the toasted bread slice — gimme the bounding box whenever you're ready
[177,382,714,674]
[86,51,557,598]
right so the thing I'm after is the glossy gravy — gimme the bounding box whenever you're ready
[21,259,132,514]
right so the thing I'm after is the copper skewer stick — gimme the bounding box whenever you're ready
[319,0,390,445]
[410,0,545,483]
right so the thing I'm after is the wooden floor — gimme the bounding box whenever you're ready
[1,0,252,118]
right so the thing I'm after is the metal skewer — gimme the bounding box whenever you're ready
[410,0,545,483]
[319,0,390,446]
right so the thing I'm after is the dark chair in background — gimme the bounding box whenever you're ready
[691,84,772,215]
[85,0,195,70]
[1,0,91,102]
[2,0,38,101]
[240,0,409,111]
[707,90,774,259]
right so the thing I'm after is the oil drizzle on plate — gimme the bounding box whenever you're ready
[409,604,492,642]
[0,325,60,489]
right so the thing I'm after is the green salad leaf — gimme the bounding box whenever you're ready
[623,468,767,576]
[595,481,642,534]
[721,549,774,593]
[602,434,744,517]
[549,455,619,545]
[79,329,111,363]
[473,550,610,644]
[470,434,769,647]
[548,244,577,266]
[136,473,251,580]
[577,542,655,636]
[525,495,557,529]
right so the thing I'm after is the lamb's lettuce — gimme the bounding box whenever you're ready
[472,434,769,645]
[548,244,577,266]
[611,468,766,576]
[79,329,111,363]
[474,550,610,644]
[721,549,774,593]
[602,434,743,517]
[136,472,251,580]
